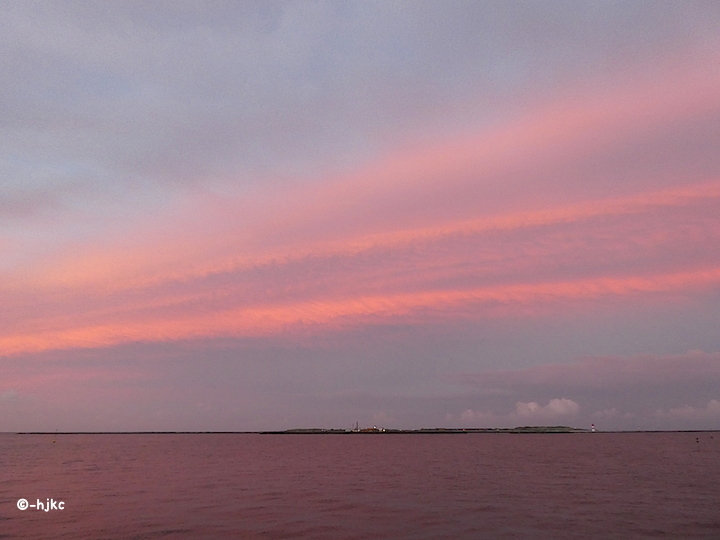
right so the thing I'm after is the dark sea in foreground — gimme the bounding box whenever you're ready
[1,432,719,539]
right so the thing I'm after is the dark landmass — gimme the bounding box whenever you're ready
[12,427,719,435]
[14,426,585,435]
[260,426,589,434]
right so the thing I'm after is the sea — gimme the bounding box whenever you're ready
[1,431,719,539]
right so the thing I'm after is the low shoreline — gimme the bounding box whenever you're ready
[11,427,720,435]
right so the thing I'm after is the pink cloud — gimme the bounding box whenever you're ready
[1,180,719,356]
[2,49,719,356]
[8,47,719,292]
[2,266,720,356]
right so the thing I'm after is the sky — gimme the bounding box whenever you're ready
[1,0,720,432]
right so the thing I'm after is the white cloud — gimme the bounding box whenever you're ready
[457,398,580,428]
[514,398,579,421]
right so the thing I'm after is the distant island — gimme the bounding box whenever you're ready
[260,426,589,434]
[15,426,588,435]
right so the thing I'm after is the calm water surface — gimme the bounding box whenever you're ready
[1,432,719,539]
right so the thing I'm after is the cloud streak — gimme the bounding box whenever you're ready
[2,177,720,356]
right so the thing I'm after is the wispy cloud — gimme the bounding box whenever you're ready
[2,177,719,356]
